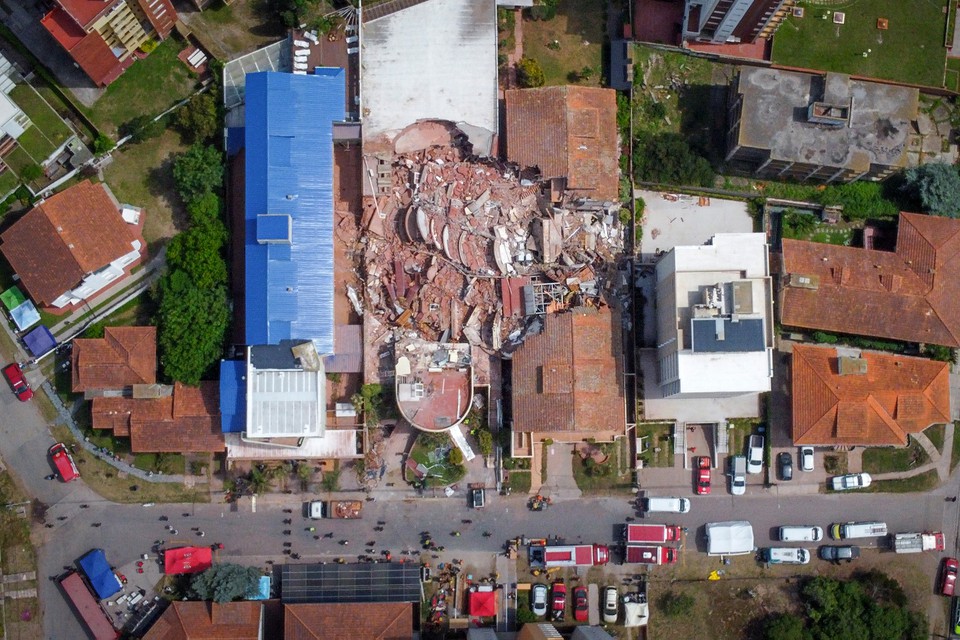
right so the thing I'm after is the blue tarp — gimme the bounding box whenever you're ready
[23,326,55,358]
[78,549,122,600]
[219,359,246,433]
[10,300,39,331]
[243,70,345,354]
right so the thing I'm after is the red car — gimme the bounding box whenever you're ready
[49,443,79,482]
[2,363,32,402]
[941,557,959,596]
[573,586,588,622]
[696,456,711,495]
[551,581,566,622]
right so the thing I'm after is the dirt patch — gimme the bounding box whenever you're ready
[103,129,189,253]
[176,0,285,61]
[3,544,35,574]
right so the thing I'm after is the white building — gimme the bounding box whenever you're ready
[655,233,773,397]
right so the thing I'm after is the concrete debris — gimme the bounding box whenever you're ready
[359,143,625,353]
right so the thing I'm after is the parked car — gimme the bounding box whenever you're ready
[799,446,815,472]
[551,582,566,622]
[2,363,32,402]
[470,487,485,509]
[729,455,746,496]
[777,452,793,481]
[818,545,860,563]
[942,558,959,597]
[573,586,588,622]
[602,586,619,624]
[531,583,548,617]
[747,435,764,474]
[696,456,711,495]
[48,443,79,483]
[830,473,871,491]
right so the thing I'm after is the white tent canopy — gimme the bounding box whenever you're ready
[706,521,755,556]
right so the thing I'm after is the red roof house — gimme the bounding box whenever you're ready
[283,603,413,640]
[792,344,951,446]
[505,86,620,200]
[0,180,143,309]
[71,326,157,393]
[144,602,262,640]
[781,212,960,347]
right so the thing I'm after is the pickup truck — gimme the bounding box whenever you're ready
[308,500,362,519]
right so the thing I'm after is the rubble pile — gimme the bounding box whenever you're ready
[359,144,625,350]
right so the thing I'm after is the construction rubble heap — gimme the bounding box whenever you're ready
[359,144,625,354]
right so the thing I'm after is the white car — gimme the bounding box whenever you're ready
[830,473,871,491]
[747,435,764,474]
[729,455,746,496]
[800,446,814,472]
[531,583,548,617]
[602,586,619,624]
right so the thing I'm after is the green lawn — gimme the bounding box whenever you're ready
[8,83,72,147]
[926,423,946,454]
[951,421,960,471]
[15,126,55,163]
[772,0,949,88]
[635,422,675,467]
[506,470,532,493]
[865,469,940,493]
[862,442,929,474]
[572,439,633,493]
[408,434,466,487]
[523,0,606,86]
[82,38,197,136]
[0,169,19,197]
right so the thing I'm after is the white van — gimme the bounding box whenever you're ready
[830,521,887,540]
[763,547,810,565]
[644,496,691,514]
[779,525,823,542]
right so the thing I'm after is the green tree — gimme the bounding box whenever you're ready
[764,613,807,640]
[120,115,164,143]
[166,221,228,289]
[173,144,223,204]
[477,430,494,457]
[902,162,960,217]
[186,192,224,228]
[516,606,538,623]
[658,591,694,617]
[527,0,558,20]
[782,208,818,239]
[189,564,263,603]
[516,57,545,88]
[93,134,115,154]
[632,132,714,187]
[157,270,229,384]
[175,92,220,144]
[448,447,464,466]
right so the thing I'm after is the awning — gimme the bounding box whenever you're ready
[163,546,213,574]
[77,549,122,600]
[0,286,26,311]
[468,589,496,617]
[10,300,39,331]
[23,326,56,357]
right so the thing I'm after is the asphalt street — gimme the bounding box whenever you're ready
[2,380,958,638]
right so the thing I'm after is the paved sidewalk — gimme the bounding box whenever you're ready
[871,423,955,483]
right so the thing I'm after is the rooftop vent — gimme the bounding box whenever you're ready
[837,356,867,376]
[807,101,850,127]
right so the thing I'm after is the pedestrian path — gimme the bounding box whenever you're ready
[871,423,955,483]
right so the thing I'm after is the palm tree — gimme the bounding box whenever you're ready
[248,467,271,495]
[782,208,817,239]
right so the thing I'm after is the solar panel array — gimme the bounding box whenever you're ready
[281,562,421,604]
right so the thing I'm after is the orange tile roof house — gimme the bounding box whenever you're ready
[512,306,625,435]
[71,326,157,393]
[41,0,177,87]
[0,180,143,310]
[781,212,960,347]
[143,601,263,640]
[284,602,413,639]
[92,382,225,453]
[791,344,950,446]
[505,86,619,200]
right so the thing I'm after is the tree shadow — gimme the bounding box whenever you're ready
[677,83,728,166]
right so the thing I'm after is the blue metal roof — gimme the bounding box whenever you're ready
[244,70,345,353]
[219,359,247,433]
[78,549,122,600]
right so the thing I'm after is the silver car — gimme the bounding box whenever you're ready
[729,455,747,496]
[800,446,814,472]
[531,583,548,617]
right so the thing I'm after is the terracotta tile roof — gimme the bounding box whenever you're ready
[781,212,960,347]
[791,344,950,446]
[72,326,157,392]
[512,307,624,433]
[504,86,619,200]
[0,181,137,305]
[143,601,262,640]
[92,382,225,453]
[283,603,413,640]
[135,0,177,39]
[40,9,129,87]
[55,0,122,30]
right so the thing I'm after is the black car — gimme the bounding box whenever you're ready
[819,545,860,563]
[777,452,793,481]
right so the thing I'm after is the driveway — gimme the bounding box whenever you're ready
[539,443,582,501]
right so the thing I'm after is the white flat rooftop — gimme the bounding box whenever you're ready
[246,353,324,439]
[677,351,772,394]
[360,0,498,151]
[670,233,768,277]
[223,430,361,460]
